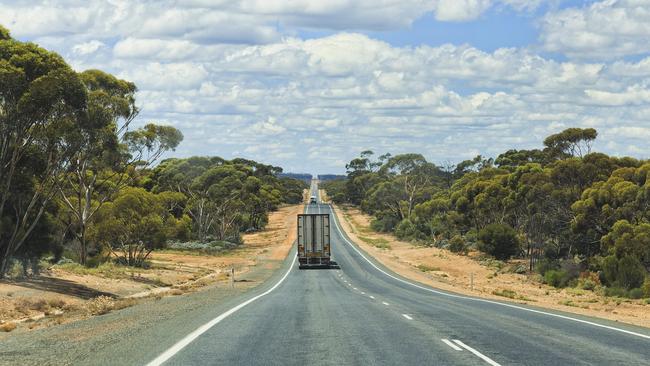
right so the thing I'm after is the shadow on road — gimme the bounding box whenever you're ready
[1,277,116,299]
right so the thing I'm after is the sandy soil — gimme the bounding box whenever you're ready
[0,202,303,333]
[332,204,650,329]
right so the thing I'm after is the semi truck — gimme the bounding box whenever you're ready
[297,213,339,269]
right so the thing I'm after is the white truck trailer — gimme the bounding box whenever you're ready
[297,213,339,269]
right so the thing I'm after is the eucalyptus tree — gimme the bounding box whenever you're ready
[0,27,88,276]
[55,69,183,265]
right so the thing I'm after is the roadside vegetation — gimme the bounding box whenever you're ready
[0,24,306,279]
[322,127,650,301]
[0,24,306,331]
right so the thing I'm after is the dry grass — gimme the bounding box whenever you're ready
[358,236,391,249]
[1,322,17,332]
[86,296,115,315]
[417,264,440,272]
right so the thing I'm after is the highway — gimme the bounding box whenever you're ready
[148,181,650,366]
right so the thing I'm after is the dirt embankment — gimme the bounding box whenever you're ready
[0,202,303,334]
[331,204,650,329]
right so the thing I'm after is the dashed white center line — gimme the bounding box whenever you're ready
[452,340,501,366]
[441,339,462,351]
[361,292,365,295]
[402,314,413,320]
[369,295,375,299]
[353,287,358,290]
[382,301,390,306]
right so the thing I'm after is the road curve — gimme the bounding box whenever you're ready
[151,182,650,366]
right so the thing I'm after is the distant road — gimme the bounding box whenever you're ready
[150,181,650,366]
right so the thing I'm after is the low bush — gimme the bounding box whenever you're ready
[544,269,574,288]
[448,235,468,254]
[535,258,559,275]
[86,296,115,315]
[628,288,644,299]
[394,219,421,241]
[477,223,520,260]
[617,256,646,290]
[604,286,628,298]
[601,255,619,286]
[577,272,601,291]
[370,216,399,233]
[643,279,650,298]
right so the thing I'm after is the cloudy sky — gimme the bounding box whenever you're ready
[2,0,650,173]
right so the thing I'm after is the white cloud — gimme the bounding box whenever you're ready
[72,40,105,55]
[249,117,287,135]
[585,85,650,106]
[68,32,649,170]
[541,0,650,59]
[3,1,650,172]
[434,0,492,21]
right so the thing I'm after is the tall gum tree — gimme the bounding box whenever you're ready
[0,26,88,276]
[56,69,183,265]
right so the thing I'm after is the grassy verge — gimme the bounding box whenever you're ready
[357,236,391,249]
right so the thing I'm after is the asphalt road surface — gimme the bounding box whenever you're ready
[147,181,650,366]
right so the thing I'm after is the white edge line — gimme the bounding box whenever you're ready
[328,204,650,341]
[442,339,462,351]
[453,340,501,366]
[146,255,298,366]
[402,314,413,320]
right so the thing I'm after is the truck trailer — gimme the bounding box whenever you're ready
[297,213,339,269]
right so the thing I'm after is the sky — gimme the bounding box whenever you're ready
[2,0,650,174]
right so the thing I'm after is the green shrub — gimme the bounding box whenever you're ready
[477,223,520,260]
[544,270,571,288]
[604,286,628,298]
[535,258,559,276]
[642,279,650,298]
[577,272,600,291]
[370,216,399,233]
[601,255,619,286]
[448,235,468,254]
[628,288,644,299]
[617,256,646,290]
[394,219,420,241]
[578,278,596,291]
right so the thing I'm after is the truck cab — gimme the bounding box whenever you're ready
[310,196,317,204]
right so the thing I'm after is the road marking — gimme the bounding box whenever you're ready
[402,314,413,320]
[369,295,375,299]
[361,291,365,295]
[453,340,501,366]
[328,205,650,341]
[145,255,298,366]
[442,339,462,351]
[382,301,390,306]
[353,287,358,290]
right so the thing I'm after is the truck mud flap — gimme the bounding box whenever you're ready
[298,261,340,270]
